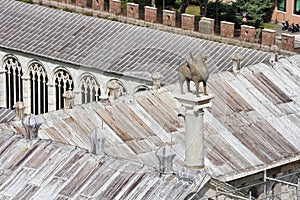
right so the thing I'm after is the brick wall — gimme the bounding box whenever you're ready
[126,3,139,19]
[77,0,86,7]
[92,0,104,10]
[144,6,157,23]
[199,17,214,34]
[261,29,276,47]
[240,25,256,42]
[220,21,234,38]
[181,14,195,31]
[281,33,295,52]
[163,10,176,27]
[109,0,121,15]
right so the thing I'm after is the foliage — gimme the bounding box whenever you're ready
[232,0,274,28]
[206,1,235,26]
[186,5,200,16]
[17,0,34,3]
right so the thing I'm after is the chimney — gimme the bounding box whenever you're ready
[89,127,106,155]
[63,90,75,109]
[269,45,279,66]
[151,72,162,90]
[232,53,243,73]
[156,146,176,175]
[175,93,214,169]
[13,101,25,120]
[22,114,42,139]
[108,80,121,100]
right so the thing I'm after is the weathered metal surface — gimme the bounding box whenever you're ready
[0,0,270,84]
[0,108,15,123]
[0,130,202,199]
[2,55,300,183]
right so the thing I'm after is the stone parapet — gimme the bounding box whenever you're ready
[261,29,276,46]
[199,17,214,35]
[220,21,234,38]
[240,25,256,42]
[109,0,121,15]
[281,33,295,52]
[163,10,176,27]
[126,3,139,19]
[181,14,195,31]
[144,6,157,23]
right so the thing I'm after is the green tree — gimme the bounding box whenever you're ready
[232,0,274,28]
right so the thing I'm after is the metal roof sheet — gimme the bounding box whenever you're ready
[3,56,300,181]
[0,130,206,199]
[0,0,271,84]
[0,108,15,123]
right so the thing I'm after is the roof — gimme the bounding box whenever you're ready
[0,130,208,199]
[0,108,15,123]
[3,55,300,182]
[0,0,271,84]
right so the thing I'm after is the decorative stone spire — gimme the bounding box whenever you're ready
[108,80,121,100]
[232,53,243,73]
[13,101,25,120]
[156,146,176,175]
[269,45,279,66]
[63,90,75,109]
[152,72,163,90]
[89,127,106,155]
[22,114,42,139]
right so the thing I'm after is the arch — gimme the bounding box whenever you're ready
[3,55,23,109]
[27,60,48,114]
[53,68,73,110]
[134,85,150,93]
[106,79,127,96]
[80,74,101,104]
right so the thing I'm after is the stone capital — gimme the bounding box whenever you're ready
[174,93,214,113]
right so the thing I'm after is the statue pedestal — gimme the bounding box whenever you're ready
[174,93,214,169]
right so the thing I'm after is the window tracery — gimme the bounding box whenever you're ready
[54,69,73,110]
[80,75,101,104]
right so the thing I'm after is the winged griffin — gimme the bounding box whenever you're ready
[178,53,209,97]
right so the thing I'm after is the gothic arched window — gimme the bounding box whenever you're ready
[28,61,48,114]
[54,69,73,110]
[80,75,101,104]
[3,56,23,109]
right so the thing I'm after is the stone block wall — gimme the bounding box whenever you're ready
[163,10,176,27]
[261,29,276,46]
[126,3,139,19]
[220,21,234,38]
[240,25,256,42]
[109,0,121,15]
[181,14,195,31]
[199,17,214,34]
[144,6,157,22]
[281,33,295,51]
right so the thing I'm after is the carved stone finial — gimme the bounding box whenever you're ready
[156,146,176,175]
[63,90,75,109]
[232,53,243,73]
[107,80,121,100]
[13,101,25,120]
[178,53,209,97]
[269,45,279,66]
[89,127,106,155]
[22,114,42,139]
[152,72,163,89]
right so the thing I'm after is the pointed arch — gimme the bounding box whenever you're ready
[106,79,127,97]
[134,85,150,93]
[53,68,73,110]
[28,60,48,114]
[3,55,23,109]
[80,74,101,104]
